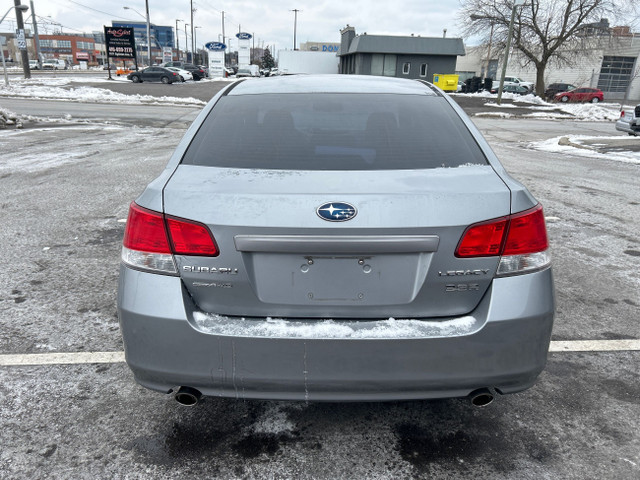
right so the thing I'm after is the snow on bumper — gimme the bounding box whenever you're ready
[117,265,555,401]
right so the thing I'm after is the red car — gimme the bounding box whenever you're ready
[554,87,604,103]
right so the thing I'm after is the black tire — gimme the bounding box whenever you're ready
[161,76,170,84]
[591,97,599,103]
[193,75,201,81]
[560,96,569,102]
[180,76,185,82]
[131,75,141,83]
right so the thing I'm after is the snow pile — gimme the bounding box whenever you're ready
[555,103,621,122]
[527,134,640,164]
[192,312,478,339]
[0,83,206,106]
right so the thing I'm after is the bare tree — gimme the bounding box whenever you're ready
[457,0,634,95]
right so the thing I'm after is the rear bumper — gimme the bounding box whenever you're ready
[615,119,640,135]
[117,265,555,401]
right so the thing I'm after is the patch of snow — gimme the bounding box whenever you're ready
[0,77,205,106]
[527,134,640,164]
[483,102,519,109]
[474,112,514,118]
[192,313,479,339]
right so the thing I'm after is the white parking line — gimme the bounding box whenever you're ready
[548,340,640,352]
[0,351,125,366]
[0,340,639,366]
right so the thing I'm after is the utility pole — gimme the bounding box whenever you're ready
[184,23,189,62]
[190,0,194,61]
[14,0,30,78]
[29,0,41,67]
[144,0,151,66]
[175,19,182,61]
[290,9,300,50]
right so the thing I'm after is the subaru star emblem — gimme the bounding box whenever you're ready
[316,202,357,222]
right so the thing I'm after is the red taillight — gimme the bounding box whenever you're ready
[620,110,625,118]
[123,202,218,256]
[456,218,508,257]
[502,205,548,255]
[166,217,219,256]
[123,203,171,253]
[456,205,548,258]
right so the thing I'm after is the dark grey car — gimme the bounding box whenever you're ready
[127,66,179,84]
[118,75,554,406]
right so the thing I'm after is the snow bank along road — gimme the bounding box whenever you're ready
[0,92,639,479]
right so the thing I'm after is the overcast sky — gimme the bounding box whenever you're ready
[1,0,464,51]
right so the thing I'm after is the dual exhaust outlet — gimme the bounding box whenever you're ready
[173,386,495,407]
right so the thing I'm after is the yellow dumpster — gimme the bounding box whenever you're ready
[433,74,459,91]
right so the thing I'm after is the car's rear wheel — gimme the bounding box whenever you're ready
[591,97,599,103]
[131,75,141,83]
[560,96,569,102]
[180,76,185,82]
[161,76,170,84]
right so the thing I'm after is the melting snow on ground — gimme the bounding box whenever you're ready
[0,76,208,106]
[527,135,640,164]
[453,91,623,122]
[192,313,478,339]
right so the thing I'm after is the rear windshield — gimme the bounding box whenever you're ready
[182,93,487,170]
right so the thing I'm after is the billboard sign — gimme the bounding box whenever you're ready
[162,47,173,63]
[104,26,136,59]
[205,42,226,51]
[236,32,252,40]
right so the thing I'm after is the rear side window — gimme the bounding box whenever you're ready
[182,93,487,170]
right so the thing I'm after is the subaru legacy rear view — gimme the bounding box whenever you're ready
[117,75,554,406]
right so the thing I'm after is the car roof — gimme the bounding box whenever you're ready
[227,74,438,96]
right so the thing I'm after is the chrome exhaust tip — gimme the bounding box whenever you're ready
[174,386,202,406]
[469,388,494,407]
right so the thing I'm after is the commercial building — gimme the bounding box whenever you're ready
[456,19,640,100]
[39,34,98,65]
[338,26,465,80]
[300,41,340,53]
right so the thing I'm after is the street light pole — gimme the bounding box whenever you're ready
[175,19,182,61]
[184,23,189,62]
[1,4,29,86]
[194,26,201,64]
[290,9,300,50]
[497,0,525,105]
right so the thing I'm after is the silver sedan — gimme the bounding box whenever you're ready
[117,75,555,406]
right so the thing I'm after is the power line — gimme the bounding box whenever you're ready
[65,0,133,21]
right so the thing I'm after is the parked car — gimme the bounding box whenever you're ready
[118,75,554,407]
[544,82,576,99]
[116,67,133,76]
[615,105,640,136]
[166,67,193,82]
[235,68,252,78]
[127,66,180,84]
[554,87,603,103]
[198,65,210,77]
[502,84,534,95]
[28,60,39,70]
[492,76,534,92]
[162,61,205,80]
[42,59,67,70]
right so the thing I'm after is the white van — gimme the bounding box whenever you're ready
[42,59,68,70]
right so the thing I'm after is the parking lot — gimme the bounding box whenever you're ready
[0,81,639,478]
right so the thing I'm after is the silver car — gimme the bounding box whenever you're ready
[118,75,554,406]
